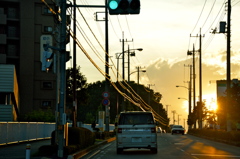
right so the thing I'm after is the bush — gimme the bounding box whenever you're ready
[45,127,96,156]
[188,129,240,146]
[20,109,55,122]
[94,131,116,139]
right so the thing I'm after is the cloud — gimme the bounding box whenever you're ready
[138,50,240,119]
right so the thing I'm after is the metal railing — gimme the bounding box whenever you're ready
[0,122,55,145]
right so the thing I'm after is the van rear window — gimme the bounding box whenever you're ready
[119,113,154,125]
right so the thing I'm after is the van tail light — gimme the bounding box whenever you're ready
[151,128,156,133]
[118,128,122,133]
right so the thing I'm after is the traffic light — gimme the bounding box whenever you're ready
[108,0,140,15]
[41,44,53,72]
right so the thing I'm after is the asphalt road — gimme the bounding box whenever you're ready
[0,139,51,159]
[81,133,240,159]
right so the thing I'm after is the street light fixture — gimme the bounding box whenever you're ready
[115,47,143,81]
[176,85,188,90]
[176,84,192,128]
[178,97,188,100]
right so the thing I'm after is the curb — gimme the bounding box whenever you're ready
[67,137,116,159]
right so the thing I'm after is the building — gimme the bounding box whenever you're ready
[0,0,57,121]
[216,79,239,128]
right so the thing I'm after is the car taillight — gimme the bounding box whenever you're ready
[151,128,156,133]
[118,128,122,133]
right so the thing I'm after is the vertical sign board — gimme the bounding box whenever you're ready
[40,35,53,62]
[98,111,105,132]
[217,80,227,98]
[217,79,239,98]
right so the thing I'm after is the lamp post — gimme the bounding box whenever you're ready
[176,85,191,115]
[178,114,182,125]
[116,47,143,81]
[130,67,146,95]
[115,48,142,112]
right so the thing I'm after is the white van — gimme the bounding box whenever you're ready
[116,111,158,154]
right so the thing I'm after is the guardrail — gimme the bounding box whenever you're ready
[0,122,55,145]
[0,122,115,145]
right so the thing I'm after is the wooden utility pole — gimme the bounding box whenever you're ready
[226,0,231,131]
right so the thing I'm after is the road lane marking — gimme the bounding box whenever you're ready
[174,143,184,145]
[86,150,101,159]
[191,154,240,158]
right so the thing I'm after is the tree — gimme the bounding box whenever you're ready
[66,66,88,123]
[216,82,240,129]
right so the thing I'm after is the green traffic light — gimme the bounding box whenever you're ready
[109,0,118,10]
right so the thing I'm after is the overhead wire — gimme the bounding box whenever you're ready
[201,0,217,30]
[191,0,208,34]
[42,0,168,124]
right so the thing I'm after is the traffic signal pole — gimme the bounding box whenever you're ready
[69,2,110,131]
[105,0,110,132]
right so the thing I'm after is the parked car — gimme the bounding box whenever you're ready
[116,111,158,154]
[171,125,185,135]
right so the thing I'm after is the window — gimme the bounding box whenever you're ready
[41,81,53,89]
[41,100,52,108]
[44,26,53,33]
[43,7,52,14]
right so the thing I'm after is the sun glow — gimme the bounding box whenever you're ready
[202,94,218,111]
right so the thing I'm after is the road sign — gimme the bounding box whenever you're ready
[102,98,110,106]
[102,92,110,98]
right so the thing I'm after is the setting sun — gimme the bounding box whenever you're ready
[202,94,218,111]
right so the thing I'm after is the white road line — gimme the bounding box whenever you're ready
[191,154,240,158]
[86,150,101,159]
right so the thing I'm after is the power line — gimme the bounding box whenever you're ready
[191,0,208,34]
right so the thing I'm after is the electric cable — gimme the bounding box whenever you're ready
[191,0,208,34]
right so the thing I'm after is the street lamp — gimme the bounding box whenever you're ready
[178,97,188,100]
[130,68,146,84]
[116,47,143,81]
[176,84,192,129]
[176,85,192,115]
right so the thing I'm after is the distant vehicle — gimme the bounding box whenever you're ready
[171,125,185,135]
[156,127,162,133]
[115,111,158,154]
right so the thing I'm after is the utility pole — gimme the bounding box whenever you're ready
[199,29,203,129]
[172,110,176,125]
[147,84,155,106]
[187,44,196,127]
[178,114,181,125]
[190,29,204,129]
[184,64,192,116]
[192,44,196,115]
[72,0,77,128]
[120,32,133,80]
[58,0,67,157]
[166,105,170,116]
[226,0,231,131]
[70,2,108,130]
[211,1,231,131]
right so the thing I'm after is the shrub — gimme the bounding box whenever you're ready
[21,109,55,122]
[188,128,240,146]
[49,127,96,155]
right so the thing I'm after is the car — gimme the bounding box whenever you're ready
[116,111,158,154]
[171,125,185,135]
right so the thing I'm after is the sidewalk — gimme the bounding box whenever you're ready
[0,137,116,159]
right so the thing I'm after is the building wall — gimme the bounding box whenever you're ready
[0,0,57,118]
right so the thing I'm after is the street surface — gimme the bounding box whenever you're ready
[81,133,240,159]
